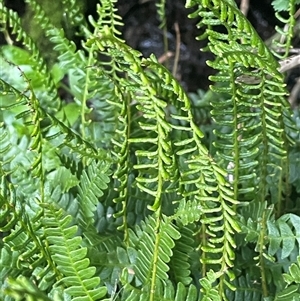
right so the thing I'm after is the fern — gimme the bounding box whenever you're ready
[1,0,300,300]
[271,0,299,58]
[186,0,295,218]
[42,204,107,300]
[0,3,60,112]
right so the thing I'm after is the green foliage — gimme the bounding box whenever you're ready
[0,0,300,300]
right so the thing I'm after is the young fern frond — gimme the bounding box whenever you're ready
[87,27,240,296]
[87,32,177,213]
[89,0,123,39]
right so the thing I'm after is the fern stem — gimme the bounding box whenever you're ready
[230,61,240,206]
[80,45,95,143]
[123,92,132,245]
[149,208,162,301]
[259,79,268,203]
[258,209,268,297]
[200,223,207,277]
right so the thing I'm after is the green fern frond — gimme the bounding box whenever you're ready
[271,0,298,58]
[121,279,198,301]
[0,3,60,112]
[77,160,111,229]
[199,270,222,301]
[4,276,53,301]
[89,0,124,40]
[268,214,300,259]
[23,0,104,140]
[57,153,84,179]
[0,176,57,294]
[168,224,195,286]
[186,0,296,215]
[87,27,241,294]
[126,214,180,300]
[156,0,167,29]
[281,254,300,284]
[42,204,107,301]
[225,274,262,300]
[87,33,177,212]
[167,80,240,289]
[61,0,86,30]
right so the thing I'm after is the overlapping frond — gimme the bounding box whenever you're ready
[121,214,199,301]
[186,0,295,212]
[1,0,299,300]
[87,32,177,214]
[86,26,241,296]
[0,176,56,297]
[3,276,53,301]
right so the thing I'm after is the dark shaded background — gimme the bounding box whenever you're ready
[2,0,298,93]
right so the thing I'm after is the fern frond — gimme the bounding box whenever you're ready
[267,214,300,259]
[4,276,53,301]
[143,53,240,288]
[0,176,57,294]
[271,0,297,58]
[89,0,124,40]
[77,160,111,229]
[186,0,296,215]
[87,33,177,212]
[156,0,167,29]
[0,3,60,112]
[121,279,198,301]
[87,28,241,295]
[282,254,300,283]
[61,0,87,30]
[168,224,195,285]
[127,214,181,301]
[42,204,107,301]
[199,270,222,301]
[225,274,262,300]
[23,0,99,140]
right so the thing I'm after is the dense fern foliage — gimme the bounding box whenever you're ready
[1,0,300,300]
